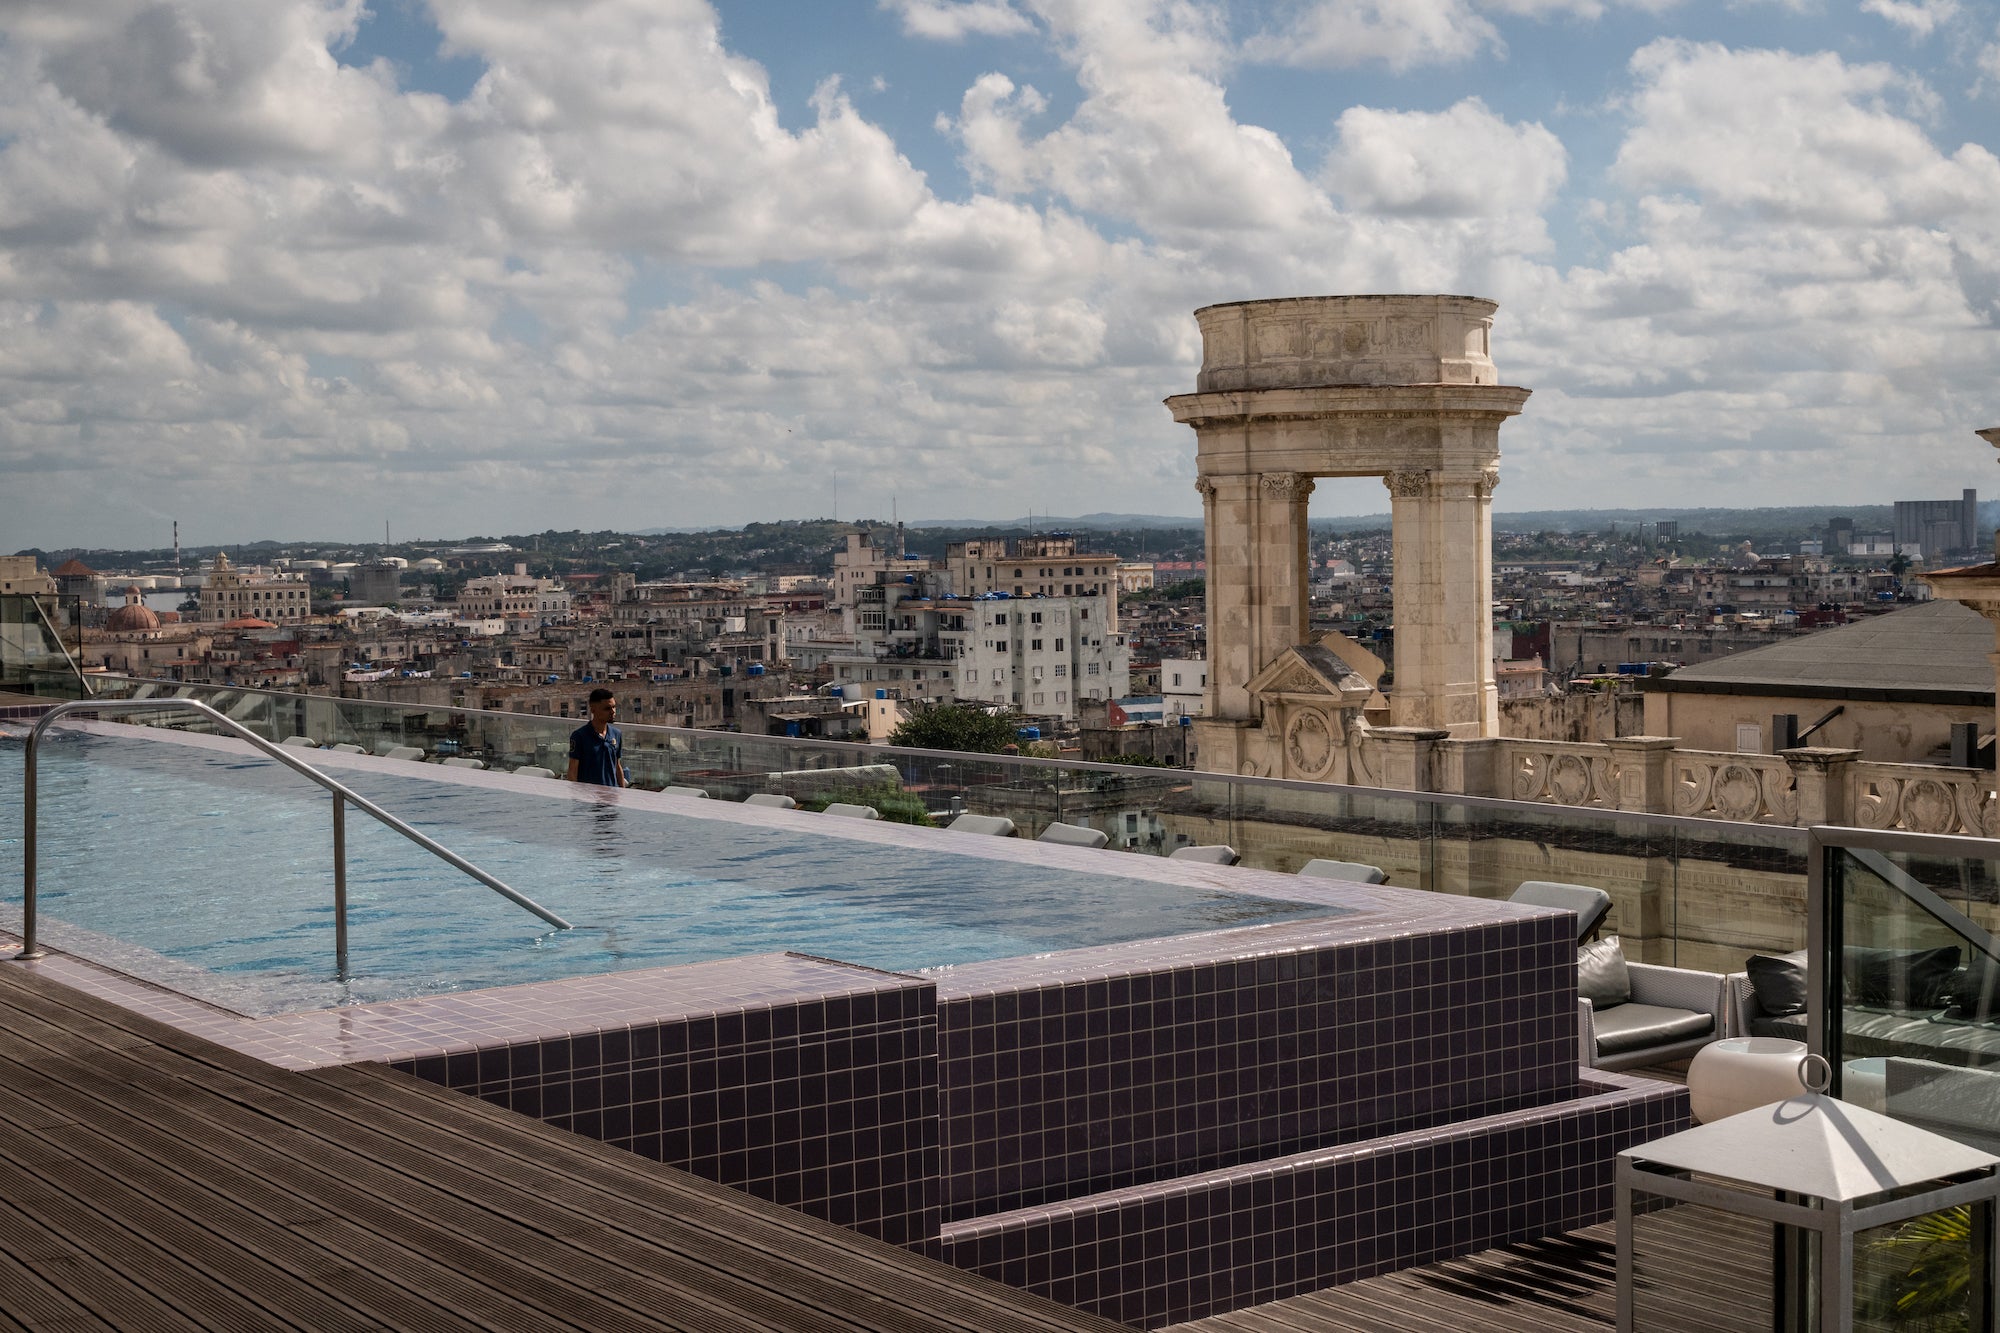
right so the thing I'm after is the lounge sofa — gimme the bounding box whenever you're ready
[1729,946,2000,1067]
[1576,936,1729,1071]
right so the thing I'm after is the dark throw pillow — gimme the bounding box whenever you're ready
[1944,955,2000,1022]
[1578,935,1631,1010]
[1843,945,1962,1011]
[1745,949,1810,1018]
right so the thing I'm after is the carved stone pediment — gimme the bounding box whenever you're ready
[1245,642,1374,703]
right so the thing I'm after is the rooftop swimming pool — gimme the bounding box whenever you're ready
[0,722,1343,1015]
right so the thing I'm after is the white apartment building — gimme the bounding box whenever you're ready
[826,584,1130,723]
[955,597,1130,721]
[1161,658,1208,719]
[199,552,312,624]
[458,564,572,629]
[945,536,1122,626]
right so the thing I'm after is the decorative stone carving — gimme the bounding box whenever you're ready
[1383,470,1431,500]
[1261,472,1315,501]
[1473,469,1500,500]
[1285,709,1335,779]
[1194,476,1217,502]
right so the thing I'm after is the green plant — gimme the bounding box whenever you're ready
[1860,1204,1973,1332]
[887,702,1019,754]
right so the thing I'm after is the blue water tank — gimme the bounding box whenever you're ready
[1017,726,1041,740]
[748,663,765,676]
[875,688,888,699]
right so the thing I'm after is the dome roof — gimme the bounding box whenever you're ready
[106,586,160,632]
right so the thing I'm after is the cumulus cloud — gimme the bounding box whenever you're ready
[1243,0,1501,71]
[882,0,1036,40]
[0,0,1995,544]
[1861,0,1958,37]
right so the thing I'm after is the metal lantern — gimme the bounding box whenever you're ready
[1617,1063,2000,1332]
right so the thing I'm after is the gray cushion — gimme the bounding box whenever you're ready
[1593,1002,1714,1057]
[1578,936,1631,1010]
[1169,844,1239,865]
[1511,881,1612,943]
[1037,823,1109,849]
[1297,859,1388,884]
[1746,949,1809,1018]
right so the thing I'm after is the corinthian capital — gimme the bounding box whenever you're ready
[1383,470,1432,500]
[1473,468,1500,500]
[1260,472,1315,502]
[1194,476,1218,502]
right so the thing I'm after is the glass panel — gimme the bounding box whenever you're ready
[1857,1203,1979,1333]
[1674,820,1812,973]
[1829,845,2000,1149]
[1629,1193,1778,1332]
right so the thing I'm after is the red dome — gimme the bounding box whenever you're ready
[106,587,160,632]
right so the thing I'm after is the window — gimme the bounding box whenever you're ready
[1055,638,1064,651]
[1031,611,1043,624]
[1088,663,1101,675]
[1080,609,1090,620]
[992,669,1003,682]
[1032,666,1043,681]
[1014,569,1023,578]
[994,613,1007,625]
[1056,691,1066,703]
[1032,692,1044,705]
[1172,673,1181,686]
[1089,688,1101,699]
[1055,665,1066,678]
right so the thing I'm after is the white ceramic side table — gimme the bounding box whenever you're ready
[1842,1057,1888,1113]
[1686,1037,1809,1124]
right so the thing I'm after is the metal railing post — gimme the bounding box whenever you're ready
[16,699,570,975]
[332,793,348,976]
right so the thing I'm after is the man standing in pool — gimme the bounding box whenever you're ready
[566,687,628,787]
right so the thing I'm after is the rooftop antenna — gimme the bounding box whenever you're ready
[385,519,391,547]
[172,520,180,576]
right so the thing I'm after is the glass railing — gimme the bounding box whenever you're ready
[13,672,1826,973]
[0,595,88,692]
[1814,829,2000,1154]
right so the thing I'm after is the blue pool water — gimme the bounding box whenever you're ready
[0,729,1338,1015]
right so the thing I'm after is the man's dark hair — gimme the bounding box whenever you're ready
[587,687,615,705]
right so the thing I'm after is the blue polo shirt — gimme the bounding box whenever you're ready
[568,721,624,786]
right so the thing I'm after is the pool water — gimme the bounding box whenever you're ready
[0,729,1338,1015]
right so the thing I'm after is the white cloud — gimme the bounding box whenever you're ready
[1323,98,1568,223]
[881,0,1035,40]
[1861,0,1958,37]
[1243,0,1500,72]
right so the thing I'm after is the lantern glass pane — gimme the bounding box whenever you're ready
[1855,1202,1976,1333]
[1830,847,2000,1150]
[1629,1192,1776,1332]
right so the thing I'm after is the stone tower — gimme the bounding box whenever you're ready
[1165,295,1530,778]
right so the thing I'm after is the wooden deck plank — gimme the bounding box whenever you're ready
[0,961,1126,1333]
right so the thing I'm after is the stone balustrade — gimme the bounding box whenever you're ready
[1351,727,1997,832]
[1850,760,1999,837]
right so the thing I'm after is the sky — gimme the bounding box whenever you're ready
[2,0,1998,549]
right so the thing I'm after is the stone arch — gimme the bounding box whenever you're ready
[1165,295,1531,778]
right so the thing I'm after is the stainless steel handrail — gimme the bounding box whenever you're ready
[19,699,572,973]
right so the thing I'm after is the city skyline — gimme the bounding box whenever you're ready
[2,0,1997,548]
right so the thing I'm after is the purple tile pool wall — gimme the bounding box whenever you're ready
[391,974,942,1250]
[937,1070,1689,1328]
[937,912,1578,1221]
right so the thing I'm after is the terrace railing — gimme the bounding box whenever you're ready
[19,698,571,973]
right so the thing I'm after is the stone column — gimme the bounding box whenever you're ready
[1369,726,1448,792]
[1782,746,1863,826]
[1386,467,1499,737]
[1197,471,1313,735]
[1604,736,1680,814]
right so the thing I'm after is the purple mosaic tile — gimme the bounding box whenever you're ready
[937,1070,1689,1328]
[934,911,1578,1221]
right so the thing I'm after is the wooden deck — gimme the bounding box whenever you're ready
[0,957,1125,1333]
[1170,1196,1767,1333]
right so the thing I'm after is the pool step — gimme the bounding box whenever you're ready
[935,1071,1687,1328]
